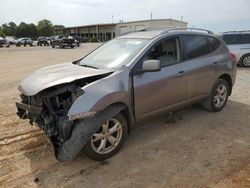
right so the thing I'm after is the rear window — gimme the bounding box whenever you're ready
[223,34,242,45]
[241,34,250,44]
[207,36,220,51]
[182,35,210,60]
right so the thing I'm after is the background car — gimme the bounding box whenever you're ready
[50,35,75,48]
[72,36,82,47]
[37,37,50,46]
[72,35,83,42]
[5,36,15,45]
[222,31,250,67]
[15,38,33,47]
[0,37,10,48]
[74,39,80,47]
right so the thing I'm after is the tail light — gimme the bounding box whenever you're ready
[230,53,237,63]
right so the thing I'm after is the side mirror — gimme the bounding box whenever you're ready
[142,59,161,72]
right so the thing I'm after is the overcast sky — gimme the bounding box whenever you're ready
[0,0,249,32]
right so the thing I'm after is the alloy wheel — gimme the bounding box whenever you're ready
[243,55,250,67]
[91,118,123,154]
[213,84,228,108]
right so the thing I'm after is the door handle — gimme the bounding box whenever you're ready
[212,62,218,66]
[176,71,185,77]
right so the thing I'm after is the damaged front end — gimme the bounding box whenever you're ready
[15,62,131,161]
[16,75,109,161]
[16,83,83,143]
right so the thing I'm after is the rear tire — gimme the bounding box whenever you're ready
[84,113,128,161]
[202,79,229,112]
[240,54,250,67]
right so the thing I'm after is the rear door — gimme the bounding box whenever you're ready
[180,34,225,103]
[239,34,250,61]
[133,36,189,121]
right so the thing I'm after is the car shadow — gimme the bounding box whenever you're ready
[23,99,250,187]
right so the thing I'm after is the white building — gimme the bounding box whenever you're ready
[54,19,188,42]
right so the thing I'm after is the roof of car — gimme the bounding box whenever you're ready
[117,28,214,39]
[222,30,250,35]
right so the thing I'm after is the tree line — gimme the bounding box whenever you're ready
[0,19,65,38]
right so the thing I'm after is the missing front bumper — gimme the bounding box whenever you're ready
[16,102,42,119]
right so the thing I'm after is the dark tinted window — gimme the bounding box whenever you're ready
[182,35,210,59]
[241,34,250,44]
[207,36,221,51]
[223,34,242,44]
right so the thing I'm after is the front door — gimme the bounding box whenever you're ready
[133,37,188,121]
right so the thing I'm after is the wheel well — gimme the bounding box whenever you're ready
[219,74,232,95]
[120,107,133,134]
[108,102,133,134]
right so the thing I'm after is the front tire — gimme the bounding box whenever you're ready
[202,79,229,112]
[84,113,128,161]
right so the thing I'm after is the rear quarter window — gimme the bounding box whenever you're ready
[223,34,242,45]
[207,36,221,51]
[182,35,210,60]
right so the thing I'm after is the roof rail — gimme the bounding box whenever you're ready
[118,29,147,36]
[118,26,179,36]
[140,26,180,32]
[160,27,214,34]
[118,27,213,37]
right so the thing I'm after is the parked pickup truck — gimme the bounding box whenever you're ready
[50,35,75,49]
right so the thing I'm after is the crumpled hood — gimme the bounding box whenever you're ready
[19,62,112,96]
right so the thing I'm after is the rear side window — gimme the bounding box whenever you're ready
[182,35,210,60]
[223,34,242,45]
[241,34,250,44]
[207,36,221,51]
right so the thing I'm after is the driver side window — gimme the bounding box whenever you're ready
[144,37,180,67]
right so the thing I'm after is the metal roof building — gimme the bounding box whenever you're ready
[53,19,188,42]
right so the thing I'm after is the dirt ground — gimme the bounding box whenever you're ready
[0,44,250,188]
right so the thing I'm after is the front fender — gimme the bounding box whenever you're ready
[67,66,131,117]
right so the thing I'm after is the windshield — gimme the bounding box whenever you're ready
[80,38,149,69]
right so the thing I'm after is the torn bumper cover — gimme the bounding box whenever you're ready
[55,104,125,161]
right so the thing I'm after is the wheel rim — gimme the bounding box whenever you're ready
[91,118,123,154]
[243,56,250,67]
[214,84,227,108]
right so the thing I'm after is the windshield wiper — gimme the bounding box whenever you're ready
[81,64,98,69]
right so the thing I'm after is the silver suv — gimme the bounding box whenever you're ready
[16,28,237,161]
[222,31,250,67]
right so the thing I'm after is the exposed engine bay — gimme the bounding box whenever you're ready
[16,75,109,148]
